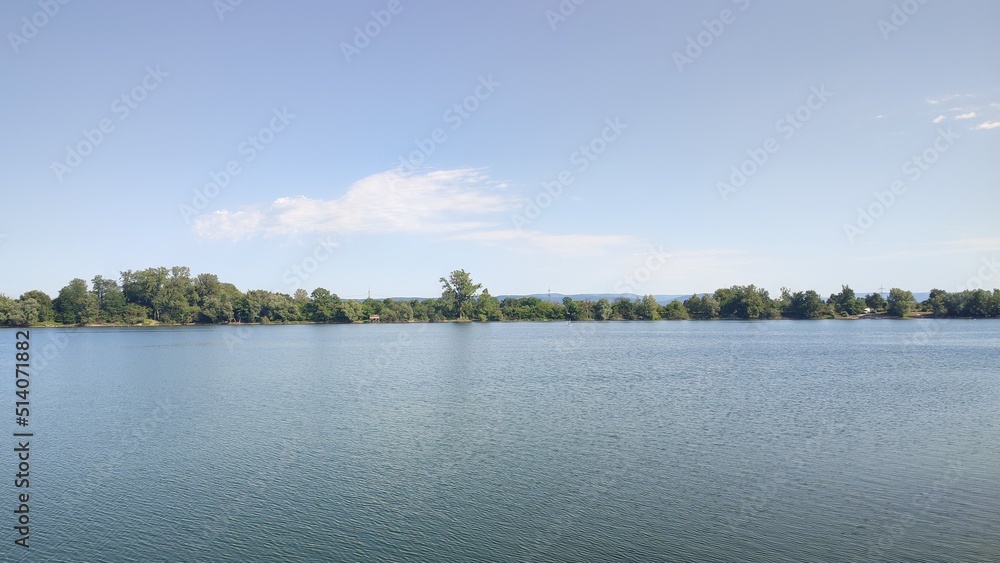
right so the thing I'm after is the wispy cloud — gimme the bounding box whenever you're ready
[974,121,1000,130]
[926,93,976,105]
[955,111,977,119]
[932,115,946,124]
[192,168,517,241]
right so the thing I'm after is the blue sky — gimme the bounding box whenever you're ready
[2,0,998,299]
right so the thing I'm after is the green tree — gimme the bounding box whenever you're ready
[125,303,148,326]
[477,290,504,321]
[92,275,126,322]
[121,267,168,320]
[265,292,300,322]
[865,292,887,312]
[339,300,363,323]
[439,270,482,320]
[0,296,38,327]
[886,288,916,317]
[925,288,949,316]
[662,300,689,320]
[962,289,991,318]
[612,296,635,320]
[54,278,99,325]
[101,288,127,322]
[19,290,54,322]
[0,295,17,326]
[194,273,235,323]
[594,298,613,320]
[785,290,826,319]
[159,267,197,323]
[829,285,864,316]
[716,285,770,319]
[683,294,719,319]
[635,295,660,320]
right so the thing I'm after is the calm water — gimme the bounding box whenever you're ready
[6,320,999,561]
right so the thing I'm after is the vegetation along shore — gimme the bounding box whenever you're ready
[2,268,999,328]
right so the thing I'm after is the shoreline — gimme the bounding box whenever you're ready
[11,311,984,329]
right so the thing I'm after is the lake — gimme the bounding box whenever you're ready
[9,320,1000,561]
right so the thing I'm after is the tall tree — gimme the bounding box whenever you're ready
[92,275,126,322]
[439,270,482,320]
[635,295,660,320]
[478,290,504,321]
[54,278,99,325]
[829,285,863,316]
[886,288,916,317]
[594,297,613,320]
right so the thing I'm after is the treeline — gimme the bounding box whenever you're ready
[1,268,999,327]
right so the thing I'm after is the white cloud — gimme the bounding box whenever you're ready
[974,121,1000,130]
[191,168,642,257]
[193,168,517,241]
[955,111,977,119]
[932,115,945,124]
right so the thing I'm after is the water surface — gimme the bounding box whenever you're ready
[10,320,1000,561]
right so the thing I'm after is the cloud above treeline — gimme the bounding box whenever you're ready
[191,168,639,256]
